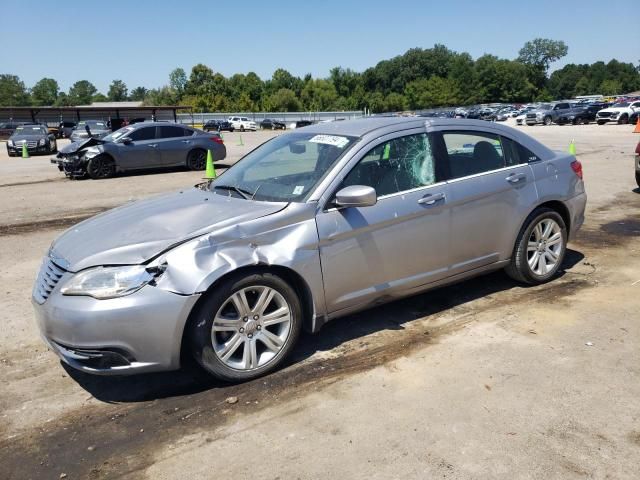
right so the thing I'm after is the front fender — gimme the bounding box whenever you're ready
[153,204,328,329]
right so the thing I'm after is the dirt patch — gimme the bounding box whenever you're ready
[0,208,109,237]
[0,270,595,480]
[573,214,640,249]
[0,177,66,188]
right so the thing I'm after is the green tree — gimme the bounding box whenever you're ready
[68,80,97,105]
[301,79,338,111]
[517,38,568,90]
[406,76,460,109]
[267,88,301,112]
[600,79,623,95]
[92,93,108,102]
[107,79,128,101]
[31,78,59,106]
[384,92,407,111]
[0,74,29,106]
[129,86,148,101]
[169,68,187,100]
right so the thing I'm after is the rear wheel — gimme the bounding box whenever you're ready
[636,171,640,189]
[597,120,606,125]
[188,272,302,382]
[86,154,115,179]
[505,208,567,285]
[187,149,207,171]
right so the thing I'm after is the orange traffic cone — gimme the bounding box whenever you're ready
[633,116,640,133]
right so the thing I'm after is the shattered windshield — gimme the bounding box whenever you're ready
[210,132,358,202]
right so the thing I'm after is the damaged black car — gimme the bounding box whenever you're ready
[52,122,226,179]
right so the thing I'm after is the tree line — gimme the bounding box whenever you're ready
[1,39,639,113]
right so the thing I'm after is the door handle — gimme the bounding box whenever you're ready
[418,192,445,205]
[506,172,526,184]
[148,144,158,148]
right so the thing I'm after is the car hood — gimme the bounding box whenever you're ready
[59,137,105,155]
[10,133,47,141]
[50,188,287,271]
[598,107,626,113]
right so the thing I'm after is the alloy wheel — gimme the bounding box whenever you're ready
[526,218,563,276]
[211,286,292,371]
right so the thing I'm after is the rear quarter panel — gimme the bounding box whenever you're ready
[527,151,586,236]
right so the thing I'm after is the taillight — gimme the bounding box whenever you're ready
[570,160,583,179]
[211,136,224,144]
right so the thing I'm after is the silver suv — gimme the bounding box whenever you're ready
[33,118,586,382]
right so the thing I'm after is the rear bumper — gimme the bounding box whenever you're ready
[566,192,587,240]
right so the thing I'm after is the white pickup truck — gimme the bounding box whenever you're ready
[227,116,257,131]
[595,100,640,125]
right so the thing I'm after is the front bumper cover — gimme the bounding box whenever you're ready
[33,280,201,375]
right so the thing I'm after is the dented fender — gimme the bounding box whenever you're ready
[153,202,328,332]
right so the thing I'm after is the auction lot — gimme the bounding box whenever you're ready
[1,121,639,479]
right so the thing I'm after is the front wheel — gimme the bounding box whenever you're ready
[188,272,302,382]
[86,154,115,179]
[618,114,629,125]
[597,120,606,125]
[505,208,567,285]
[543,116,552,126]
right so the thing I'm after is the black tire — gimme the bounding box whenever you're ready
[187,149,207,171]
[543,116,552,126]
[597,120,606,125]
[630,113,638,125]
[582,118,589,125]
[505,208,567,285]
[636,171,640,189]
[240,125,245,132]
[618,113,629,125]
[188,271,303,382]
[86,154,115,179]
[229,128,234,132]
[49,141,57,154]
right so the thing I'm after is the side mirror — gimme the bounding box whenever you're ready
[334,185,377,208]
[121,137,133,145]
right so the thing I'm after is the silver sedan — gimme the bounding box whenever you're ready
[33,117,586,382]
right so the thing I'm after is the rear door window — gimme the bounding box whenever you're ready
[158,125,186,139]
[441,131,506,179]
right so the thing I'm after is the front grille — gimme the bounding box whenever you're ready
[597,112,612,118]
[14,140,38,148]
[33,258,66,304]
[526,113,537,119]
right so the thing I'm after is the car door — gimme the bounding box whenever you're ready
[157,125,192,166]
[315,131,451,315]
[435,129,538,275]
[117,126,160,170]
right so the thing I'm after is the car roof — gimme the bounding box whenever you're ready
[300,116,534,137]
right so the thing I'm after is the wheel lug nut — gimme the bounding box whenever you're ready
[253,315,259,320]
[243,317,248,322]
[257,325,262,330]
[248,334,253,338]
[239,327,244,333]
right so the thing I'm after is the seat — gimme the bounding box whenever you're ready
[473,141,504,173]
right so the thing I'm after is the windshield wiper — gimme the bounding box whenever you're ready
[213,184,252,200]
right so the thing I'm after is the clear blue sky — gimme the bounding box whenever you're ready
[2,0,638,93]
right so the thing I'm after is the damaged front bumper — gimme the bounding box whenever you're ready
[51,153,88,178]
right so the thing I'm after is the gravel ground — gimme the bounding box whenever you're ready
[1,120,639,479]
